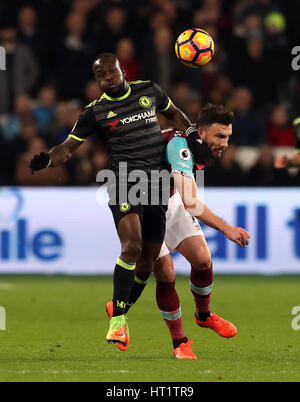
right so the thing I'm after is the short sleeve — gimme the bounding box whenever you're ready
[152,82,171,112]
[166,136,194,177]
[69,107,97,142]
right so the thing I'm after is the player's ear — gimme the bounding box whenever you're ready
[121,68,126,79]
[198,127,205,140]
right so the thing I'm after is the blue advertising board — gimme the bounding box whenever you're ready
[0,187,299,274]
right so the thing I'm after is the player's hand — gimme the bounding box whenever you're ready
[29,152,50,174]
[223,226,250,248]
[274,155,288,169]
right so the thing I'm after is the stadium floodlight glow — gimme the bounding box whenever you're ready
[0,46,6,70]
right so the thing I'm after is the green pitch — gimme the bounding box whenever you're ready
[0,275,299,382]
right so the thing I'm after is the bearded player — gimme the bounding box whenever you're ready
[107,104,250,358]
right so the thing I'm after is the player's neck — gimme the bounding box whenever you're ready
[105,82,129,99]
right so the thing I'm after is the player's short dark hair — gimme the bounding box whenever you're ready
[94,52,117,62]
[196,103,234,128]
[93,53,121,71]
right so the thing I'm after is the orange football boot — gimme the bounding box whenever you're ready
[106,301,113,319]
[105,301,130,351]
[195,313,237,338]
[173,340,197,359]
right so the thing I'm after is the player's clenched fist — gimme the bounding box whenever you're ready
[223,226,251,248]
[29,152,50,173]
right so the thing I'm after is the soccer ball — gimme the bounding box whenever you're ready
[175,28,215,68]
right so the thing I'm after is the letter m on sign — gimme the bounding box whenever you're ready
[0,306,6,330]
[0,46,6,70]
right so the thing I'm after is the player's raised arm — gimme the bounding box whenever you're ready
[161,101,192,132]
[29,136,83,172]
[29,106,96,173]
[173,172,250,248]
[152,81,191,132]
[49,136,83,167]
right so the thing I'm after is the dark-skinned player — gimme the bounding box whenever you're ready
[29,53,191,350]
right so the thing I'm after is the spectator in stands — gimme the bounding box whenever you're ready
[234,13,263,39]
[264,11,291,102]
[244,0,278,20]
[15,136,69,186]
[192,0,221,27]
[47,101,81,146]
[91,146,109,180]
[116,38,140,82]
[140,9,170,53]
[171,82,195,116]
[233,33,271,107]
[6,118,39,182]
[141,26,178,93]
[185,97,203,124]
[158,0,184,34]
[71,0,98,17]
[33,86,57,135]
[17,5,44,66]
[98,7,129,53]
[0,25,39,114]
[199,24,229,97]
[65,138,95,186]
[0,129,7,184]
[230,87,268,146]
[268,105,295,147]
[209,75,234,110]
[247,144,292,186]
[205,144,245,187]
[2,94,33,141]
[56,12,94,100]
[83,80,102,105]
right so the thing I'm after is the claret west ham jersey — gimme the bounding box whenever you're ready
[69,80,171,177]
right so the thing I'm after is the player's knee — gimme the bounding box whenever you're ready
[121,239,142,263]
[155,268,175,283]
[154,255,175,282]
[192,253,212,271]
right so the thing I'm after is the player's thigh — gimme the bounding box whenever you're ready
[176,235,211,270]
[154,253,175,283]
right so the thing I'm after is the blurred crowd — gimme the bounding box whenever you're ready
[0,0,300,186]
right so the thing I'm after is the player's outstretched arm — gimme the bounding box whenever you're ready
[173,171,250,248]
[29,137,83,173]
[161,102,192,132]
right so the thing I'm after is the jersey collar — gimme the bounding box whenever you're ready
[101,85,131,101]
